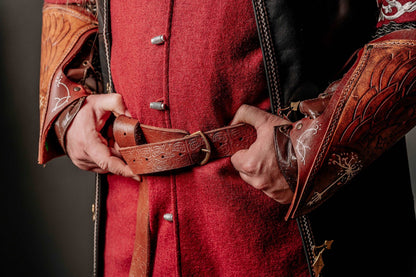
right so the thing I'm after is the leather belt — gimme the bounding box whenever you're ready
[113,115,257,174]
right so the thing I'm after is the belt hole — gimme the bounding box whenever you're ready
[161,155,165,158]
[145,158,149,161]
[239,137,243,141]
[123,132,127,136]
[179,153,182,156]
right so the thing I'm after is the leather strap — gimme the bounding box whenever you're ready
[113,115,257,174]
[128,178,149,277]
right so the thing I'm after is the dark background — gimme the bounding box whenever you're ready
[0,1,94,276]
[0,1,415,277]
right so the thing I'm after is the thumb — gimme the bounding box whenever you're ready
[96,93,130,116]
[231,104,290,128]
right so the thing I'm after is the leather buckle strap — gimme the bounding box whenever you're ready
[189,131,212,166]
[113,115,257,175]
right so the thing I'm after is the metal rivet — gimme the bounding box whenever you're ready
[163,213,173,222]
[151,35,165,45]
[296,123,303,130]
[150,101,167,111]
[73,86,81,92]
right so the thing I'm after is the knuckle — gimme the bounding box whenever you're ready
[238,104,249,114]
[69,151,84,163]
[239,157,260,175]
[111,93,123,104]
[97,160,109,171]
[112,169,124,176]
[252,180,268,191]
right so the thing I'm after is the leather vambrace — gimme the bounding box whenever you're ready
[275,29,416,219]
[38,3,99,164]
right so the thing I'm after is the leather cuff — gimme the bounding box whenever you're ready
[54,96,87,153]
[274,125,298,192]
[38,3,98,164]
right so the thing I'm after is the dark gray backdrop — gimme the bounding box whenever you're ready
[1,1,415,277]
[1,1,94,276]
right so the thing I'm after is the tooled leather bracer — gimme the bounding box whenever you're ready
[38,4,98,164]
[274,29,416,219]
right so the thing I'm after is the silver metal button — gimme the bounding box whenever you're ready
[151,35,165,45]
[163,213,173,222]
[150,101,167,111]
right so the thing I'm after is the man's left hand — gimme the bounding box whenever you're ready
[230,104,294,204]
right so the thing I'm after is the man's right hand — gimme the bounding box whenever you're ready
[66,94,139,180]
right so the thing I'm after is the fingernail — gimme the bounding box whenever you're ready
[132,175,142,182]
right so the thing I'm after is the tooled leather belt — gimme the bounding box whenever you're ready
[113,115,257,174]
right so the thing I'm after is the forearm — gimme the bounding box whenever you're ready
[275,2,416,219]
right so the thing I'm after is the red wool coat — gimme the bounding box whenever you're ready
[43,0,309,276]
[41,0,416,276]
[106,0,307,276]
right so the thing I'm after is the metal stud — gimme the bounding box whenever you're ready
[150,101,167,111]
[151,35,165,45]
[163,213,173,222]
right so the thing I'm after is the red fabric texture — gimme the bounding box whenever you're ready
[106,0,308,276]
[377,0,416,27]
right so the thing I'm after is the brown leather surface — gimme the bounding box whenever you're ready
[274,125,298,192]
[298,84,336,119]
[281,29,416,219]
[113,116,257,174]
[113,116,189,148]
[112,115,144,147]
[38,4,98,164]
[129,178,150,277]
[54,96,87,152]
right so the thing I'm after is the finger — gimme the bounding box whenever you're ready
[72,158,109,174]
[231,104,270,128]
[231,104,290,128]
[132,175,142,182]
[90,167,110,174]
[114,142,121,152]
[264,188,294,205]
[231,149,263,178]
[230,149,252,175]
[84,153,141,182]
[87,137,136,177]
[110,146,123,159]
[97,93,129,116]
[100,155,136,177]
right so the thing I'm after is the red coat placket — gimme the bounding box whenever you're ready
[106,1,308,276]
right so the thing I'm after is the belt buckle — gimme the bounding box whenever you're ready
[189,131,212,166]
